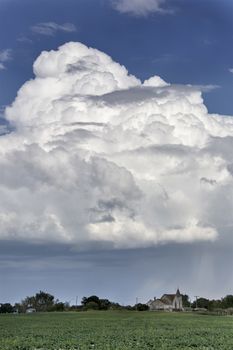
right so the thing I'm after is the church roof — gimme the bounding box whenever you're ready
[147,290,182,307]
[161,294,176,304]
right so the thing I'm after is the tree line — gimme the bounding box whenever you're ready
[0,291,149,313]
[2,291,233,313]
[184,295,233,310]
[181,294,233,311]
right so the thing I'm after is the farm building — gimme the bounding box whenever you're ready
[26,308,36,313]
[147,289,183,311]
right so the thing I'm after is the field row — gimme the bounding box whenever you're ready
[1,311,233,349]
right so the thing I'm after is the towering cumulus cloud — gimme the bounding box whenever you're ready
[1,42,233,248]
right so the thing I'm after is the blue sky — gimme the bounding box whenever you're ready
[0,0,233,305]
[0,0,232,115]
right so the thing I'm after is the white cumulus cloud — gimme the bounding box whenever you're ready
[2,41,233,249]
[112,0,171,16]
[31,22,76,36]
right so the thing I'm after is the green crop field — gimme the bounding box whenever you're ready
[1,311,233,350]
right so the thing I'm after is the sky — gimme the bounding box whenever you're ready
[0,0,233,305]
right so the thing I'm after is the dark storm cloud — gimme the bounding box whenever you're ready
[1,232,233,304]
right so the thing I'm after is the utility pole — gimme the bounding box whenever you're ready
[189,296,191,307]
[68,298,74,306]
[194,296,199,309]
[75,296,78,308]
[135,297,140,311]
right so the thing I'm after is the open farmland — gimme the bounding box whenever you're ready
[1,311,233,350]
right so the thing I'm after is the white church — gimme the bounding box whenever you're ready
[147,289,183,311]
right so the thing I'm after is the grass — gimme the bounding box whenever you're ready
[0,311,233,349]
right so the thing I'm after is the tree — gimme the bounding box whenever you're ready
[208,299,222,311]
[20,291,55,312]
[99,299,111,310]
[182,294,191,307]
[53,302,65,312]
[20,296,36,313]
[0,303,14,313]
[82,295,100,306]
[109,302,122,310]
[85,301,99,310]
[34,291,55,311]
[135,303,149,311]
[222,295,233,309]
[81,295,112,310]
[192,297,209,309]
[14,303,25,313]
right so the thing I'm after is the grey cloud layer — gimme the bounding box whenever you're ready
[2,237,233,303]
[2,42,233,248]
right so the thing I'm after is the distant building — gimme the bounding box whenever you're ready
[147,289,183,311]
[26,308,36,313]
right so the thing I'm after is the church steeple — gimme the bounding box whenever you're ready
[176,288,181,296]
